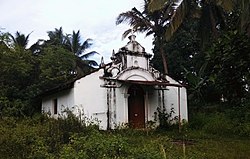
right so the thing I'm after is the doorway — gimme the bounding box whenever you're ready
[128,85,145,128]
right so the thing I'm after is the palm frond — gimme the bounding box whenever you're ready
[25,31,32,44]
[71,30,81,54]
[145,30,154,36]
[132,7,154,28]
[8,31,32,48]
[64,34,71,51]
[8,33,16,44]
[238,0,250,34]
[122,29,133,40]
[80,38,93,51]
[86,60,99,67]
[165,0,189,41]
[216,0,234,12]
[80,51,99,59]
[116,8,153,29]
[116,9,155,40]
[116,12,145,27]
[148,0,168,12]
[47,27,66,45]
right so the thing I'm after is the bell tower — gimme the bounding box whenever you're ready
[111,35,152,71]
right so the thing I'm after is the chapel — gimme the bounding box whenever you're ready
[42,35,188,129]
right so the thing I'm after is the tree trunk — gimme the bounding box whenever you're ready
[156,36,168,75]
[160,45,168,75]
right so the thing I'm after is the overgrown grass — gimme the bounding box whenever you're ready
[0,111,250,159]
[1,100,250,159]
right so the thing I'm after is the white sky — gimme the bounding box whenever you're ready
[0,0,153,63]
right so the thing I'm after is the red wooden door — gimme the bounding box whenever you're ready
[128,85,145,128]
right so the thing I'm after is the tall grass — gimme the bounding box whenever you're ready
[0,106,250,159]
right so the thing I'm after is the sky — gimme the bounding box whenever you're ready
[0,0,153,63]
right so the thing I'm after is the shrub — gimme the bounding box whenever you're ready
[233,122,250,137]
[60,132,130,159]
[155,107,178,130]
[0,117,52,159]
[202,113,233,135]
[0,98,28,117]
[189,113,208,130]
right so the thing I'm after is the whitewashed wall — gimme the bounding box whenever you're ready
[42,89,74,117]
[111,85,127,128]
[147,88,159,122]
[73,69,107,129]
[126,55,148,69]
[166,76,188,121]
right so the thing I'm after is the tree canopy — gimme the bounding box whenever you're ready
[0,28,98,117]
[118,0,250,106]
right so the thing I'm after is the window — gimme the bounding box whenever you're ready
[53,99,58,114]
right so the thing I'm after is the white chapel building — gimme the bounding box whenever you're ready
[41,35,188,129]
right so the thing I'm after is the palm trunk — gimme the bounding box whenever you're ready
[160,47,168,75]
[158,36,168,75]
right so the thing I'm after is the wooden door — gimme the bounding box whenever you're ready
[128,85,145,128]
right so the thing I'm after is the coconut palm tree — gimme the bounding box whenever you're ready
[116,0,184,75]
[8,31,32,49]
[47,27,68,46]
[149,0,250,38]
[66,30,98,62]
[65,30,99,76]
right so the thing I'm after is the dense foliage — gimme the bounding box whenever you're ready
[116,0,249,109]
[150,1,250,106]
[0,28,97,117]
